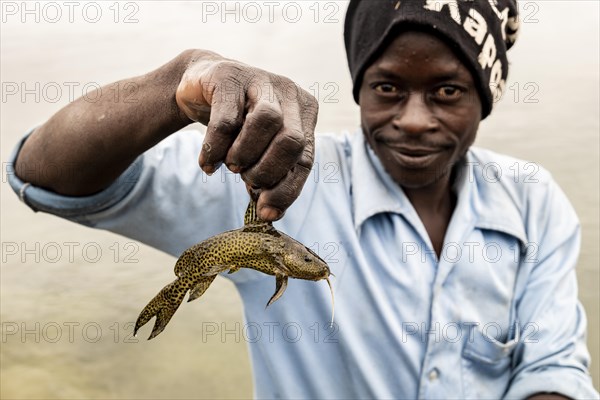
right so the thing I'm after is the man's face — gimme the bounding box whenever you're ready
[359,31,482,189]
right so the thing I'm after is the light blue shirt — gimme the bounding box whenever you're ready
[8,128,599,399]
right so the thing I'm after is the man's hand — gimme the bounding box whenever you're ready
[176,51,319,221]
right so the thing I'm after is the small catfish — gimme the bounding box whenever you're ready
[134,198,334,340]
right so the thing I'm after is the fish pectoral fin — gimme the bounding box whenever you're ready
[227,266,241,274]
[202,265,232,276]
[187,275,217,302]
[266,274,289,308]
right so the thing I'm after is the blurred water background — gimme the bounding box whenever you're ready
[1,1,598,398]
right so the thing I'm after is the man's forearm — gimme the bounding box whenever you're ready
[15,50,202,196]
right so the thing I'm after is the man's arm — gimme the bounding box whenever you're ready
[15,49,318,221]
[503,179,598,399]
[16,50,193,196]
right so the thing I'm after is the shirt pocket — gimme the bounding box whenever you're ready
[461,322,520,398]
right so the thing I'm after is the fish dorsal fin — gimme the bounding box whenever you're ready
[244,198,259,225]
[242,224,265,233]
[244,198,276,227]
[242,223,281,237]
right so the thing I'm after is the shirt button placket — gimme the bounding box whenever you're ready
[419,285,443,399]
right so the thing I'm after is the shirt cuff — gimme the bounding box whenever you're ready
[503,368,600,399]
[7,127,143,222]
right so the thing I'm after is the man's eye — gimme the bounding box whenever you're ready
[435,86,463,100]
[374,83,398,94]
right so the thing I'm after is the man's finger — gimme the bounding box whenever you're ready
[241,122,306,188]
[225,92,283,171]
[255,123,315,221]
[240,85,309,187]
[199,77,245,173]
[256,162,313,221]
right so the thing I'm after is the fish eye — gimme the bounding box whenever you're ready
[304,255,312,263]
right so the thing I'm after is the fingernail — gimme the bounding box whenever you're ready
[202,164,216,175]
[228,164,241,173]
[261,206,282,221]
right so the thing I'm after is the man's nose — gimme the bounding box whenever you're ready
[392,92,438,135]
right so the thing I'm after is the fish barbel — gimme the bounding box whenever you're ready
[134,199,334,340]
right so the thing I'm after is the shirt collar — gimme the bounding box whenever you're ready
[464,149,528,246]
[350,130,409,233]
[350,130,528,246]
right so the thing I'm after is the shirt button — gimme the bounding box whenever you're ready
[428,368,440,382]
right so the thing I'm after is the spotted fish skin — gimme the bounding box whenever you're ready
[134,199,331,340]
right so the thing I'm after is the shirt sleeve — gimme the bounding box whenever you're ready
[503,179,599,399]
[7,127,143,221]
[7,126,248,258]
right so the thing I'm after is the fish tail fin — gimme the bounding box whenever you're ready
[134,279,189,340]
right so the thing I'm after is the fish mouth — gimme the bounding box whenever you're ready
[300,271,331,282]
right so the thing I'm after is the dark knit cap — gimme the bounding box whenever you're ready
[344,0,520,118]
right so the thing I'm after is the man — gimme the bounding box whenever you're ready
[9,0,598,398]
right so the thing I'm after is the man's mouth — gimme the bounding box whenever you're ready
[390,145,444,156]
[381,143,448,169]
